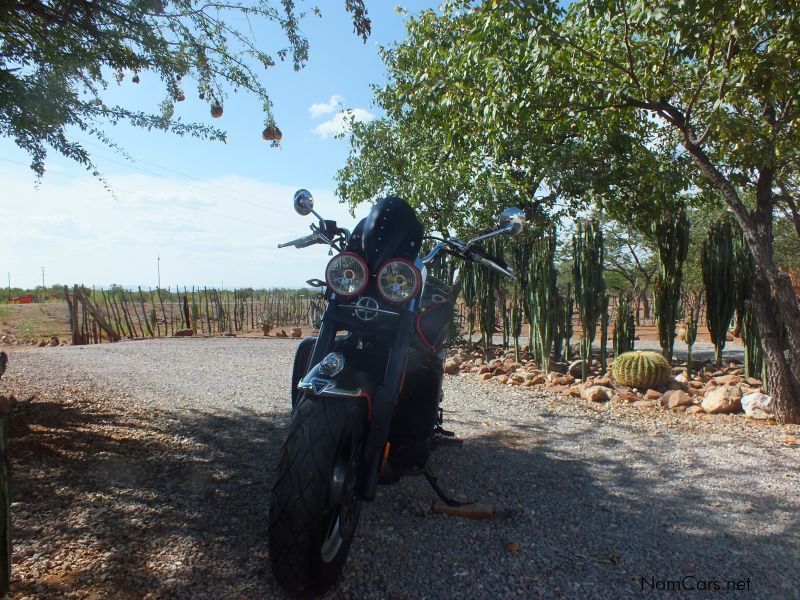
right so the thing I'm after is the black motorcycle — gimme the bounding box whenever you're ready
[268,190,525,596]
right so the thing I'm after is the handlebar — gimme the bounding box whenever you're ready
[421,238,515,280]
[277,233,320,249]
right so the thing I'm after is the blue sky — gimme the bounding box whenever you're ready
[1,2,438,290]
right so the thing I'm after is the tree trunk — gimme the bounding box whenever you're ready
[683,139,800,423]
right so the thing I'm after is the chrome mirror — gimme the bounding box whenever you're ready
[499,207,525,235]
[293,189,314,216]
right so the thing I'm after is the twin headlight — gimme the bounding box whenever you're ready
[325,253,421,303]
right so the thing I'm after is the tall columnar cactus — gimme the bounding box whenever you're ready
[475,238,502,357]
[683,291,702,377]
[511,235,535,351]
[562,283,574,360]
[649,206,689,364]
[527,228,559,373]
[731,222,754,336]
[702,218,737,366]
[552,286,571,362]
[460,261,477,346]
[741,300,765,382]
[613,293,636,357]
[573,221,605,379]
[600,292,609,374]
[510,294,523,363]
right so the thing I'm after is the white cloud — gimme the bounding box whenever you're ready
[308,95,344,118]
[0,167,368,289]
[311,108,375,139]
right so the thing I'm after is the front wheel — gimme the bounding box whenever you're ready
[268,395,367,596]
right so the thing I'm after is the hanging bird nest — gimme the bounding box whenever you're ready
[262,126,282,141]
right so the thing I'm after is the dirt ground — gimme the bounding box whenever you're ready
[1,301,722,349]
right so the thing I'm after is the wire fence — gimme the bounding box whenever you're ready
[64,285,324,344]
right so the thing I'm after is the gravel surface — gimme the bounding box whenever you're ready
[2,338,799,599]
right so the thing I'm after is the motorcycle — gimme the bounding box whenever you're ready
[268,190,525,596]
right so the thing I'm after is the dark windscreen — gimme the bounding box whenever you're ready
[360,196,423,271]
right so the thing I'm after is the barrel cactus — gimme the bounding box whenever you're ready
[611,351,671,389]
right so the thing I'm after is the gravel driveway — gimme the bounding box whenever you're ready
[2,338,799,599]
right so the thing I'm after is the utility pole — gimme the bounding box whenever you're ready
[6,273,9,304]
[157,255,161,290]
[41,266,45,302]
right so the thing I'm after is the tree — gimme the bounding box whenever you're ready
[0,0,370,176]
[359,0,800,423]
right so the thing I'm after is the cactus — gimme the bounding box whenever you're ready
[460,261,477,346]
[741,300,764,382]
[613,293,636,357]
[683,291,702,377]
[600,292,609,374]
[474,238,502,357]
[510,294,523,363]
[573,221,605,379]
[552,285,571,362]
[701,218,737,366]
[611,350,671,389]
[649,206,689,364]
[562,284,574,360]
[526,228,560,372]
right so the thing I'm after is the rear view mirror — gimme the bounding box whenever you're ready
[293,189,314,216]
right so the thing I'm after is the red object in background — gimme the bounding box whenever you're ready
[10,295,33,304]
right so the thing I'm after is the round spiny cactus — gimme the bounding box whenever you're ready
[611,350,670,389]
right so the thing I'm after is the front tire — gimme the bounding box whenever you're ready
[268,395,367,596]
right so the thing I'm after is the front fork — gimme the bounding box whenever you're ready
[308,300,416,501]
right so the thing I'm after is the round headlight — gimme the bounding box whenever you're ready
[325,252,369,297]
[376,259,421,303]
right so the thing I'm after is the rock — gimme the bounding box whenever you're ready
[686,405,704,415]
[527,373,546,385]
[661,390,692,409]
[496,374,509,384]
[291,327,302,338]
[632,400,658,408]
[673,405,687,413]
[701,385,744,414]
[547,372,574,386]
[477,372,493,381]
[616,390,638,403]
[568,360,583,378]
[38,339,47,347]
[544,384,567,394]
[582,385,609,402]
[593,376,613,388]
[510,374,525,385]
[714,374,743,385]
[174,328,194,337]
[48,335,59,347]
[674,372,688,384]
[444,360,461,375]
[645,389,662,400]
[688,380,704,390]
[478,366,490,375]
[741,392,776,420]
[744,377,762,387]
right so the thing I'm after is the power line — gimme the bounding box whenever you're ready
[77,138,299,218]
[0,156,306,236]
